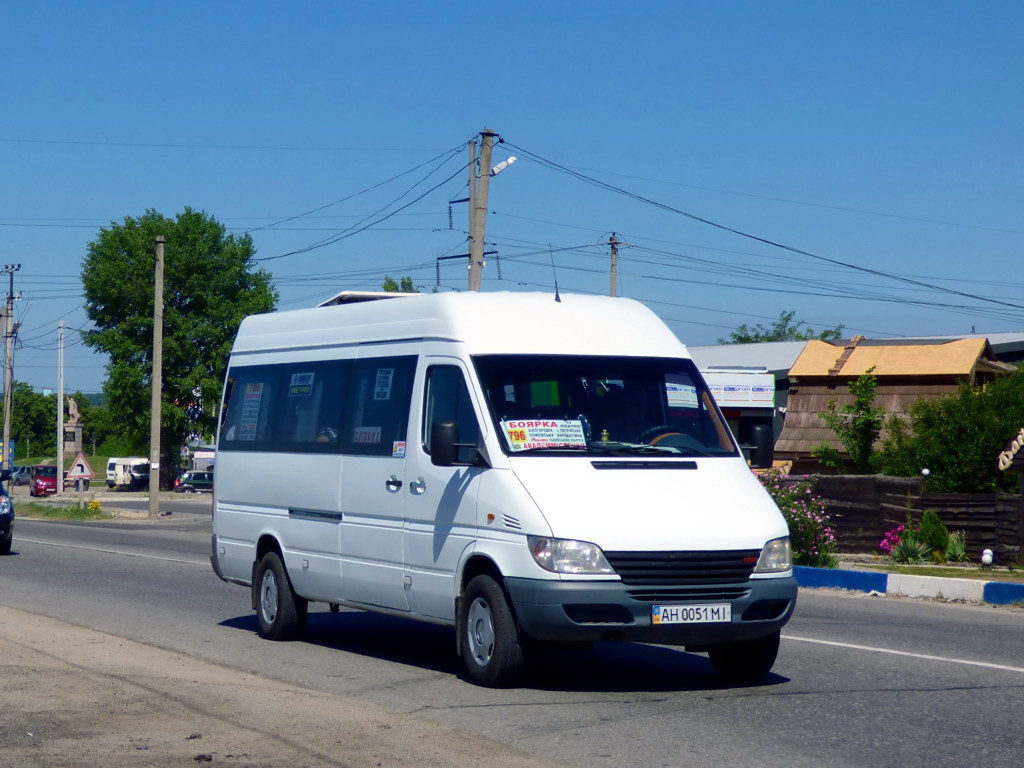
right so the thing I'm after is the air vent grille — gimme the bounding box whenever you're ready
[604,550,760,586]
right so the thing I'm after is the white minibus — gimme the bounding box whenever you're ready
[211,291,796,686]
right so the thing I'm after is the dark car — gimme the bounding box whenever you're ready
[0,474,12,555]
[174,470,213,493]
[29,465,59,497]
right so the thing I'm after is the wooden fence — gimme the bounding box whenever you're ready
[791,474,1024,564]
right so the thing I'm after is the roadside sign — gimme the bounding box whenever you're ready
[66,453,95,480]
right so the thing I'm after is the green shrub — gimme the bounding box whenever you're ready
[757,470,839,568]
[890,536,932,564]
[918,509,950,564]
[945,530,969,563]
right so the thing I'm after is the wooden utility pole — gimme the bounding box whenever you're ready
[1,264,19,471]
[148,236,165,518]
[468,129,496,291]
[609,233,620,297]
[56,320,63,498]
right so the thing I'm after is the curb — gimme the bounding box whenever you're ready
[793,566,1024,606]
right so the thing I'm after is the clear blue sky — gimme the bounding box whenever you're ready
[3,1,1022,393]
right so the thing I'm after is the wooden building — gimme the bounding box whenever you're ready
[775,336,1015,471]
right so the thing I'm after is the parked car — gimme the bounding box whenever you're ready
[0,471,13,555]
[63,470,90,491]
[174,470,213,493]
[10,465,30,486]
[29,465,59,497]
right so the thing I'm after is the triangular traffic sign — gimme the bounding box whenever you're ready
[66,452,94,480]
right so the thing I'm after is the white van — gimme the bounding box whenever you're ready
[106,457,150,490]
[210,292,796,686]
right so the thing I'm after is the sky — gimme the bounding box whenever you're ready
[3,1,1023,394]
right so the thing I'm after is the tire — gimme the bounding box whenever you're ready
[707,630,780,683]
[0,532,11,555]
[459,574,526,687]
[255,552,308,641]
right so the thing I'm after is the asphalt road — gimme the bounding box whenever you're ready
[2,516,1022,768]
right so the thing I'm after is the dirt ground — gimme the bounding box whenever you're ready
[0,605,572,768]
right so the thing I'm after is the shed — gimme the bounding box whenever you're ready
[775,336,1015,468]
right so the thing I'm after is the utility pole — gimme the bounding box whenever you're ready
[468,129,496,291]
[608,233,620,297]
[56,320,64,498]
[466,137,478,266]
[1,264,20,471]
[149,236,165,518]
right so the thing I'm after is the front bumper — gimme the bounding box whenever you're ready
[506,574,797,647]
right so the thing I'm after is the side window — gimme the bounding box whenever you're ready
[220,366,280,448]
[341,356,417,457]
[424,365,480,464]
[219,360,348,453]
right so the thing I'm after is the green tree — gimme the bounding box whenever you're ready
[81,208,277,485]
[10,382,57,458]
[877,368,1024,493]
[381,276,418,293]
[718,310,844,344]
[818,368,886,473]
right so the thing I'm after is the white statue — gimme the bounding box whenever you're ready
[67,397,81,424]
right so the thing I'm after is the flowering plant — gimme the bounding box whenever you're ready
[879,524,905,555]
[757,470,839,568]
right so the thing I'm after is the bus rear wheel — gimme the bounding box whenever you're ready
[255,552,307,640]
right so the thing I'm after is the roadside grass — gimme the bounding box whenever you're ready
[861,563,1024,583]
[17,501,113,522]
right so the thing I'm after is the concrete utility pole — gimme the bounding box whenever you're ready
[609,233,620,297]
[1,264,20,471]
[468,129,496,291]
[56,320,64,498]
[148,236,166,518]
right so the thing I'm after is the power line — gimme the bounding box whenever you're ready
[500,140,1024,313]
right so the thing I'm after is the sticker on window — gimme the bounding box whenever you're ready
[374,368,394,400]
[239,383,265,440]
[666,382,698,408]
[353,426,382,444]
[392,441,406,458]
[289,372,314,397]
[501,419,587,452]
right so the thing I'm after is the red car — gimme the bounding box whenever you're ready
[29,465,59,497]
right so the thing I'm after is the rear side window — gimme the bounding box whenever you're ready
[219,355,415,457]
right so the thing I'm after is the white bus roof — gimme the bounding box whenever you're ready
[231,291,690,359]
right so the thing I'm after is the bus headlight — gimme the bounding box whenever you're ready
[528,536,614,575]
[754,536,791,573]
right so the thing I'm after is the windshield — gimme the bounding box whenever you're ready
[36,466,58,477]
[473,355,738,458]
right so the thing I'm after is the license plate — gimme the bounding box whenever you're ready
[652,603,731,624]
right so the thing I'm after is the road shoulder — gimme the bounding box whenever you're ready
[0,604,571,768]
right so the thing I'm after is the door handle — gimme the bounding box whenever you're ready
[409,477,427,494]
[385,475,403,492]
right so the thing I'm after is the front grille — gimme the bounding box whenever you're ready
[605,550,760,586]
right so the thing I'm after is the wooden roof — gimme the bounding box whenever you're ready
[788,337,1013,380]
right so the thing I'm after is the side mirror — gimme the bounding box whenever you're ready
[0,469,9,482]
[749,423,774,469]
[430,421,459,467]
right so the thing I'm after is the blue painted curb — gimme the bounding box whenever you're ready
[793,566,887,593]
[793,565,1024,606]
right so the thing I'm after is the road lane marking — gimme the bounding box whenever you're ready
[15,537,207,566]
[784,634,1024,674]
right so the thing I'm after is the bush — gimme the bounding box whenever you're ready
[918,509,950,563]
[945,530,969,563]
[757,470,838,568]
[890,536,932,564]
